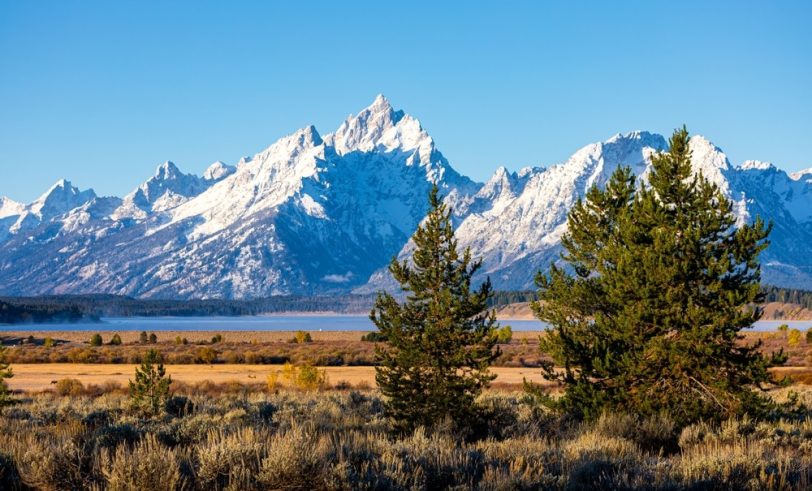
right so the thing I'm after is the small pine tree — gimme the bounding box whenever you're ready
[139,331,148,344]
[372,184,500,434]
[109,334,122,346]
[129,349,171,416]
[148,333,158,344]
[533,128,783,426]
[89,333,103,346]
[0,346,13,406]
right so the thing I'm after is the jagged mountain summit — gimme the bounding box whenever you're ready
[0,96,810,298]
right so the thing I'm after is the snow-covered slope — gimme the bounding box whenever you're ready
[0,96,476,297]
[1,96,811,298]
[0,179,96,241]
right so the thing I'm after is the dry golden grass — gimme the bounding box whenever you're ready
[6,363,552,392]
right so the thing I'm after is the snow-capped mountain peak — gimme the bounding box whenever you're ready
[328,94,422,155]
[203,161,236,181]
[154,161,182,180]
[31,179,96,218]
[0,196,24,219]
[2,99,812,298]
[790,167,812,180]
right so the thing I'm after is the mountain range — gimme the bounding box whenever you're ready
[2,95,811,299]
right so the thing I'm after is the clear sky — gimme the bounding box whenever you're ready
[1,1,810,203]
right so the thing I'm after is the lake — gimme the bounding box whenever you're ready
[1,316,810,332]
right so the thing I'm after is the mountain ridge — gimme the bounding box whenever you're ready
[1,96,811,298]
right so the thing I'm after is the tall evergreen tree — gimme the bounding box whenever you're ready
[533,127,783,425]
[0,346,13,406]
[129,349,171,416]
[372,184,500,434]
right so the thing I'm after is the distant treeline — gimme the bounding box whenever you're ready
[0,285,809,324]
[0,299,91,325]
[488,290,538,307]
[0,294,380,322]
[762,285,812,310]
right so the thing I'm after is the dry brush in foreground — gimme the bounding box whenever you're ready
[0,389,810,490]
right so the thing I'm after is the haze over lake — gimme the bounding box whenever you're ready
[1,316,808,332]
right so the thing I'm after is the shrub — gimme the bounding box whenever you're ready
[807,328,812,344]
[148,333,158,344]
[361,331,387,342]
[10,435,88,490]
[55,378,85,396]
[788,328,802,347]
[0,347,12,406]
[211,334,224,344]
[290,331,312,344]
[101,434,187,490]
[273,363,328,391]
[164,395,195,418]
[196,428,265,490]
[109,334,122,346]
[195,347,218,365]
[496,325,513,344]
[296,364,329,391]
[139,331,148,344]
[174,336,183,345]
[43,337,55,348]
[67,348,99,363]
[89,333,103,347]
[222,350,243,364]
[257,426,322,489]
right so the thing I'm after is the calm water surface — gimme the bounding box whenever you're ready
[1,316,809,332]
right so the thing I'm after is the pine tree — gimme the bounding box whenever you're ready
[0,346,13,406]
[129,349,171,416]
[533,127,782,426]
[372,184,500,434]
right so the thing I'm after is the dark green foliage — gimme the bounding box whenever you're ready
[0,293,380,320]
[148,332,158,344]
[372,185,501,434]
[806,329,812,344]
[129,349,171,416]
[138,331,148,344]
[361,331,387,342]
[0,298,88,324]
[89,333,103,347]
[211,333,223,344]
[109,334,122,346]
[0,346,13,407]
[533,127,783,426]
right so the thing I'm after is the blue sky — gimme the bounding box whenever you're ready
[1,1,810,202]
